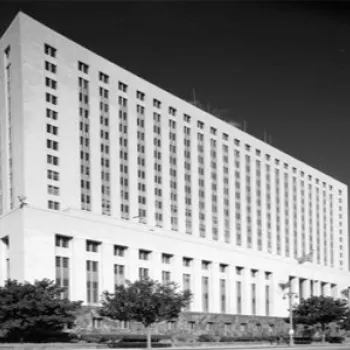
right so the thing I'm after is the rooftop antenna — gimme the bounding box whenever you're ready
[268,134,272,145]
[192,88,197,105]
[243,120,247,132]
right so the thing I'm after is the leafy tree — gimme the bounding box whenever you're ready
[291,296,348,342]
[100,278,192,349]
[0,279,82,342]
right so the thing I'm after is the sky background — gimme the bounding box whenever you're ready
[1,1,350,187]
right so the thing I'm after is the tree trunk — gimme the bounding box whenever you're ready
[146,326,152,349]
[321,325,326,343]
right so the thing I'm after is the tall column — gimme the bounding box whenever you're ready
[258,270,265,316]
[302,278,310,299]
[192,259,202,312]
[314,280,320,296]
[211,262,220,313]
[228,265,236,314]
[71,237,86,302]
[101,242,114,293]
[242,267,250,315]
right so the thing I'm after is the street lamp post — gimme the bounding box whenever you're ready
[282,285,298,347]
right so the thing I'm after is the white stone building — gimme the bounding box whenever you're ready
[0,12,349,318]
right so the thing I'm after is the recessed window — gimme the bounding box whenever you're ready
[139,249,151,260]
[47,139,59,151]
[197,121,204,129]
[45,77,57,89]
[236,266,243,275]
[251,269,258,277]
[48,184,60,195]
[153,99,161,108]
[219,264,228,273]
[45,61,57,74]
[183,257,192,267]
[48,200,60,210]
[201,260,211,270]
[99,71,109,84]
[222,133,229,141]
[234,139,240,146]
[136,90,145,101]
[114,245,127,257]
[47,154,59,166]
[118,81,128,93]
[183,113,191,123]
[44,44,57,58]
[162,253,172,264]
[86,240,100,253]
[169,106,177,116]
[47,169,59,181]
[78,61,89,74]
[55,234,70,248]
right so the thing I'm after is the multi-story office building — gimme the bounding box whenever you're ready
[0,12,349,318]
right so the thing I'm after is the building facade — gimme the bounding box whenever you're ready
[0,12,349,318]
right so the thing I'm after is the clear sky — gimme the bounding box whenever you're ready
[1,1,350,187]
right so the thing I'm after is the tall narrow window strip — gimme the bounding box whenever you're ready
[169,119,178,230]
[86,260,99,304]
[55,256,69,299]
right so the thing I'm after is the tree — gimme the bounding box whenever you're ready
[291,296,348,342]
[0,279,82,342]
[100,278,192,349]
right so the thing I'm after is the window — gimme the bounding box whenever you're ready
[45,77,57,89]
[197,121,204,129]
[153,99,161,108]
[139,267,149,279]
[162,270,171,284]
[183,113,191,122]
[46,93,57,105]
[114,245,127,257]
[162,253,172,264]
[210,127,217,135]
[114,264,125,286]
[202,276,209,312]
[201,260,211,270]
[118,81,128,92]
[139,249,151,260]
[55,256,69,299]
[183,257,192,267]
[44,43,57,58]
[45,61,57,74]
[86,260,98,303]
[47,154,59,166]
[47,139,59,151]
[48,200,60,210]
[55,234,70,248]
[136,90,145,101]
[47,169,59,181]
[219,264,227,273]
[46,108,58,120]
[99,71,109,84]
[251,269,257,278]
[236,266,243,275]
[48,185,60,195]
[265,271,271,280]
[78,61,89,74]
[47,124,58,135]
[223,133,229,140]
[86,240,100,252]
[169,106,177,116]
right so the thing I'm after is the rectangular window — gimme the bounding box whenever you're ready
[114,264,125,287]
[86,260,98,303]
[47,169,59,181]
[220,279,226,313]
[161,253,172,264]
[48,184,60,195]
[153,99,161,108]
[136,90,145,101]
[114,245,127,257]
[139,249,151,260]
[251,283,256,315]
[139,267,149,280]
[45,61,57,74]
[55,234,70,248]
[265,285,270,316]
[46,108,58,120]
[45,77,57,89]
[48,200,60,210]
[44,43,57,58]
[236,281,242,315]
[55,256,69,299]
[201,260,211,270]
[86,240,99,252]
[118,81,128,92]
[202,276,209,312]
[99,71,109,84]
[78,61,89,74]
[162,270,171,284]
[183,257,192,267]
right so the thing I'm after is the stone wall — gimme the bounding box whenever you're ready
[74,307,288,337]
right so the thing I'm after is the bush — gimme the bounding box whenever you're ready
[120,335,170,342]
[220,336,276,343]
[326,336,345,343]
[3,329,78,343]
[197,334,218,342]
[293,337,312,344]
[107,342,172,348]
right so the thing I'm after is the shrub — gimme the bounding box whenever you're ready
[120,335,170,342]
[326,336,345,343]
[293,337,312,344]
[197,334,218,342]
[107,342,172,348]
[4,329,78,343]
